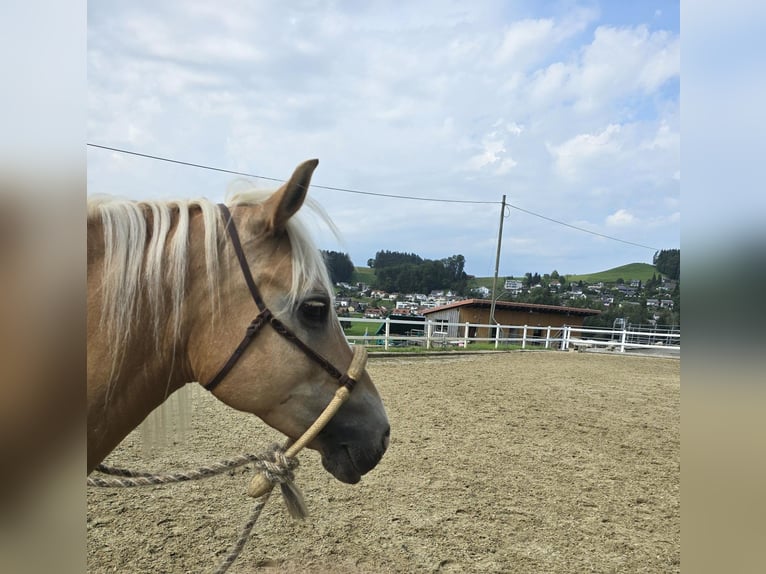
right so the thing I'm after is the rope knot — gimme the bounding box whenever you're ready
[252,444,308,519]
[253,443,300,485]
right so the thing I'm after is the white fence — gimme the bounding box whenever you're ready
[341,316,680,353]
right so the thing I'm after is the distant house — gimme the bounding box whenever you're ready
[659,279,678,292]
[503,279,524,295]
[646,299,659,307]
[473,286,491,298]
[660,299,674,309]
[395,301,420,312]
[422,299,600,340]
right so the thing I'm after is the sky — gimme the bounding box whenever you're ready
[87,0,680,278]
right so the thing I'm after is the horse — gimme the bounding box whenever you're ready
[87,159,390,485]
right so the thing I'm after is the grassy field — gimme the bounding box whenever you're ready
[565,262,658,284]
[341,318,382,336]
[467,262,659,290]
[351,267,376,285]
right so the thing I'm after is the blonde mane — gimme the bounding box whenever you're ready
[88,187,336,384]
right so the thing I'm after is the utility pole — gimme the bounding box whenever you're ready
[488,194,507,334]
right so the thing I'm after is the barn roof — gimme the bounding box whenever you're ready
[422,298,601,317]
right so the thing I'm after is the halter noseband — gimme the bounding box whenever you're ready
[203,204,358,393]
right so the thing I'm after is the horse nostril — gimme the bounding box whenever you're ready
[382,426,391,451]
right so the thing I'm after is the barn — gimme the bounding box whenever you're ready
[422,298,600,340]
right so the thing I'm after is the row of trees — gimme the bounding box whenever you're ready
[323,249,471,294]
[369,250,470,295]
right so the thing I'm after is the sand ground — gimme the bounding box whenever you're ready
[87,351,680,573]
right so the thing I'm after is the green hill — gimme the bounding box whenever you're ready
[353,262,659,291]
[566,263,658,284]
[351,267,376,286]
[468,262,659,290]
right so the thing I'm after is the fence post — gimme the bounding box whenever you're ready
[426,320,433,350]
[384,317,390,351]
[494,324,500,349]
[545,325,551,349]
[522,325,528,349]
[620,325,627,353]
[463,322,469,348]
[561,325,569,351]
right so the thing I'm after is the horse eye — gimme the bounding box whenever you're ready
[300,299,329,323]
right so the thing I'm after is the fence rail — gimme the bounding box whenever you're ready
[342,316,680,353]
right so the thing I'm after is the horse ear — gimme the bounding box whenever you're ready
[263,159,319,234]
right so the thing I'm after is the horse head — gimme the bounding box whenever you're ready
[186,160,389,484]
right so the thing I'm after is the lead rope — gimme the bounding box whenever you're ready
[89,346,369,574]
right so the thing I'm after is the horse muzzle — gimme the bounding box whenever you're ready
[317,421,390,484]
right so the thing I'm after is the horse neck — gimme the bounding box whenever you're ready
[87,205,210,471]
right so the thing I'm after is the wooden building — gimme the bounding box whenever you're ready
[422,298,600,340]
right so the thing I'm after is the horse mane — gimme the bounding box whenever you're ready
[88,186,336,385]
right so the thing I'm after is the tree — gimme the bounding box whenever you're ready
[322,250,354,284]
[653,249,680,280]
[371,250,423,270]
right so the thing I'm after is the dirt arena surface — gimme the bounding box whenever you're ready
[87,351,680,573]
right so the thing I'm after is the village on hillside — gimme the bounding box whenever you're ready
[334,272,679,330]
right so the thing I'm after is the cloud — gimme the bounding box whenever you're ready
[576,25,680,107]
[523,24,680,115]
[464,130,519,176]
[87,2,680,276]
[493,8,596,71]
[647,211,680,227]
[641,120,678,151]
[606,209,637,227]
[548,124,623,178]
[495,18,557,67]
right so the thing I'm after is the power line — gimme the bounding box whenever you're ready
[506,204,660,251]
[86,143,496,205]
[87,142,660,251]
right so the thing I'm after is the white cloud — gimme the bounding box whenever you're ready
[496,157,518,174]
[87,2,680,276]
[606,209,637,227]
[522,24,680,115]
[548,124,623,178]
[495,18,557,67]
[464,130,519,175]
[647,211,680,227]
[493,8,596,71]
[641,121,678,151]
[466,135,506,171]
[576,25,680,105]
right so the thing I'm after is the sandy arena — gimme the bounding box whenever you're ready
[87,351,680,573]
